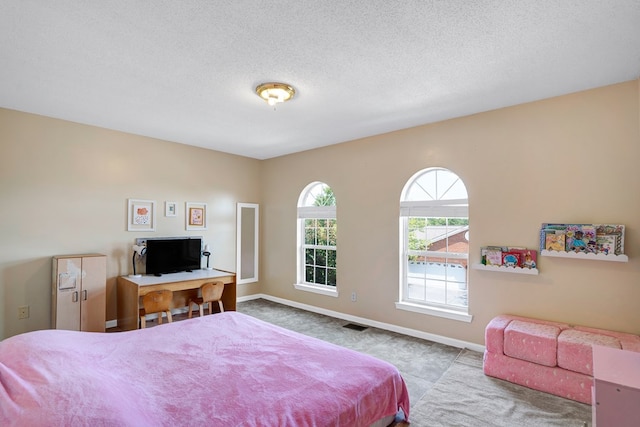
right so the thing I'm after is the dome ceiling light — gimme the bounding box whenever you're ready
[255,82,296,107]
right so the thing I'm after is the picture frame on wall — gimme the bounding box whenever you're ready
[127,199,156,231]
[186,202,207,230]
[165,201,177,217]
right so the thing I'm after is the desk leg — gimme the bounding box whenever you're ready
[223,282,237,311]
[117,278,139,331]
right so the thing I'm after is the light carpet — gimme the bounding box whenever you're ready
[409,349,592,427]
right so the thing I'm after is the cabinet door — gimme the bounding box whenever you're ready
[595,380,640,427]
[53,257,82,331]
[80,255,106,332]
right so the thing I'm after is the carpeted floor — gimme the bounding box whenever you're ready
[237,298,592,427]
[411,349,591,426]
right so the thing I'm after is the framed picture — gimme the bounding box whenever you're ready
[165,201,177,217]
[186,202,207,230]
[127,199,156,232]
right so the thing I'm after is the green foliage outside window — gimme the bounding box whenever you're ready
[313,186,335,207]
[303,185,337,287]
[305,247,337,286]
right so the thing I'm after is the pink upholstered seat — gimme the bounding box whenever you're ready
[483,314,640,404]
[504,320,560,367]
[557,329,620,375]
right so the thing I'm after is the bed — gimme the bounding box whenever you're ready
[0,311,409,426]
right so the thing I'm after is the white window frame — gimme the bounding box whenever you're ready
[397,168,472,322]
[294,182,338,297]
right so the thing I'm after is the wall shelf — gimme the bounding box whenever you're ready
[472,263,539,275]
[540,250,628,262]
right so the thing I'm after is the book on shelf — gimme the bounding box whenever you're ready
[540,223,567,251]
[481,246,505,266]
[544,232,566,251]
[509,247,537,269]
[502,251,521,267]
[565,224,596,253]
[595,224,625,255]
[540,223,625,255]
[481,246,537,269]
[595,234,618,255]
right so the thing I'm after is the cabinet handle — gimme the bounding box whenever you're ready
[83,290,88,301]
[72,291,78,303]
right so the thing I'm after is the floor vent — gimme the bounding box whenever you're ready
[343,323,368,331]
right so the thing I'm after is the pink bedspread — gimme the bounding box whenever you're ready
[0,312,409,426]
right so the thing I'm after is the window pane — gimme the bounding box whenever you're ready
[327,250,336,268]
[305,227,316,245]
[317,224,328,245]
[328,221,337,245]
[315,267,326,284]
[327,268,336,286]
[408,218,427,251]
[406,259,427,301]
[305,248,314,265]
[407,256,467,306]
[316,250,327,266]
[406,168,468,201]
[301,183,336,207]
[305,266,314,283]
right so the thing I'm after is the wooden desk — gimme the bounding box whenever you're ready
[117,269,236,331]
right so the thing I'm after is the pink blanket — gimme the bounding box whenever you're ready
[1,312,409,426]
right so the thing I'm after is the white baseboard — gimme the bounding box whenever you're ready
[238,293,485,353]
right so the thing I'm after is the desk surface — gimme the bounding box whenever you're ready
[124,269,234,287]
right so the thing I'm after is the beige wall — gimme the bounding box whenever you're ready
[261,80,640,345]
[2,80,639,345]
[0,109,261,339]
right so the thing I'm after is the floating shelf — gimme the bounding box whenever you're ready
[540,250,628,262]
[472,263,539,275]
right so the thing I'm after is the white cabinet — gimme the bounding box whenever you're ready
[51,254,106,332]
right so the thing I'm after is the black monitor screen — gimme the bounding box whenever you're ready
[145,238,201,275]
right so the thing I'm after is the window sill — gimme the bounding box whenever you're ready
[293,283,339,297]
[395,301,473,323]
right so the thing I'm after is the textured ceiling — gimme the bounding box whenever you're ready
[1,1,639,159]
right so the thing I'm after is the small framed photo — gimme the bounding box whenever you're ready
[127,199,156,232]
[186,202,207,230]
[165,201,177,217]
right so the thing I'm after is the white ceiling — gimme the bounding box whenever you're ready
[1,1,639,160]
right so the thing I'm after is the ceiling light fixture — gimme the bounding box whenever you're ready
[255,82,296,107]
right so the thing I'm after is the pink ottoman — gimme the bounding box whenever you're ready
[483,314,640,404]
[504,320,560,367]
[557,329,620,376]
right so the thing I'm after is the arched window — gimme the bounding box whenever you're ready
[398,168,470,320]
[295,182,337,296]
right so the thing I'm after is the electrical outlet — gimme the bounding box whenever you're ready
[18,305,29,319]
[135,238,147,247]
[351,292,357,302]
